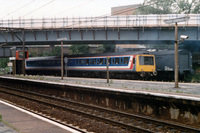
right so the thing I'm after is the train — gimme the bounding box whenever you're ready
[25,56,61,75]
[25,52,157,79]
[153,50,193,80]
[17,50,193,80]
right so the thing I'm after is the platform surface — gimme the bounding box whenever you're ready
[0,100,78,133]
[1,75,200,100]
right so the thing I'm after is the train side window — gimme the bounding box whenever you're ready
[76,60,78,66]
[91,59,95,65]
[111,58,114,65]
[96,59,100,65]
[94,59,96,65]
[78,59,81,65]
[108,58,111,64]
[100,58,103,65]
[67,60,70,65]
[89,59,92,65]
[120,58,123,64]
[57,60,61,66]
[81,59,85,65]
[35,61,38,66]
[103,58,106,65]
[124,57,129,65]
[86,59,89,65]
[115,58,119,65]
[32,61,35,67]
[38,61,41,66]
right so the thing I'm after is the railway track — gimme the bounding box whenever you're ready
[0,85,199,133]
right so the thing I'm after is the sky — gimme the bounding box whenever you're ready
[0,0,144,20]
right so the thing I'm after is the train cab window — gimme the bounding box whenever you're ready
[115,58,119,64]
[124,57,129,65]
[139,56,154,65]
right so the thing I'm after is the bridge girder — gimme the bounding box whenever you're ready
[0,27,199,45]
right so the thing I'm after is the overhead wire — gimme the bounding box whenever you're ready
[2,0,36,19]
[50,0,94,17]
[64,3,147,28]
[22,0,56,18]
[2,1,147,28]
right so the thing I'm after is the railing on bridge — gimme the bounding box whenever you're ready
[0,14,200,29]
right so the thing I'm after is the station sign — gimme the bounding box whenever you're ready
[9,57,16,61]
[7,62,13,67]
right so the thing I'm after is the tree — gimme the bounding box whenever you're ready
[38,46,61,57]
[0,58,9,68]
[137,0,200,14]
[69,44,89,55]
[96,44,116,53]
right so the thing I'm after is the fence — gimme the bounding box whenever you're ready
[0,14,200,29]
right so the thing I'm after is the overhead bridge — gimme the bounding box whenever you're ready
[0,14,200,57]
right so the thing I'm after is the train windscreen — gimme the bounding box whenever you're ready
[139,56,154,65]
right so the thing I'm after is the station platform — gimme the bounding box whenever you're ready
[26,75,200,96]
[1,75,200,99]
[0,100,80,133]
[0,75,200,130]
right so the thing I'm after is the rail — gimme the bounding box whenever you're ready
[0,84,200,132]
[0,14,200,29]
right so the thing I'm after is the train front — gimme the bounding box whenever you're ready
[135,54,157,77]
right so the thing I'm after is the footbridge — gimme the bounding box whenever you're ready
[0,14,200,57]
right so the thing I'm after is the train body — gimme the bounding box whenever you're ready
[23,50,193,80]
[152,50,193,80]
[25,56,61,75]
[25,52,157,79]
[66,53,156,78]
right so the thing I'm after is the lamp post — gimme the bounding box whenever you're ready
[10,47,16,76]
[22,30,26,76]
[57,38,67,80]
[164,16,190,88]
[107,57,110,83]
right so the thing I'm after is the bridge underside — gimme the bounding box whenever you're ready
[0,27,200,57]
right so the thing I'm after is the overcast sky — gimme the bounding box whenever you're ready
[0,0,144,19]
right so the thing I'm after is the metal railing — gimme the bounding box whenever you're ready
[0,14,200,29]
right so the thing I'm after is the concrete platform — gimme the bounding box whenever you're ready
[0,122,18,133]
[0,75,200,127]
[0,100,80,133]
[1,75,200,100]
[22,75,200,97]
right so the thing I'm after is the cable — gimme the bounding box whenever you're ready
[64,4,147,28]
[51,0,94,17]
[22,0,56,18]
[2,0,36,19]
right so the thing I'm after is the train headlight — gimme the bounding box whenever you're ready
[153,71,157,76]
